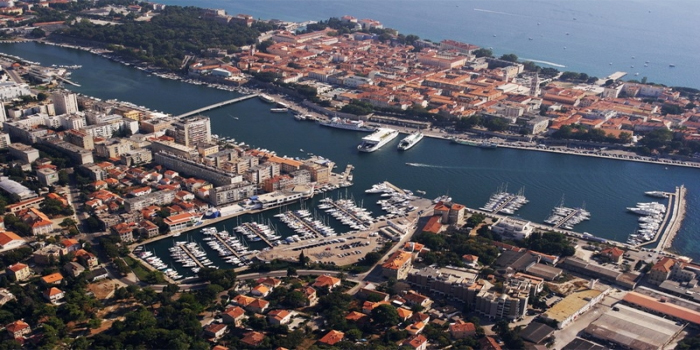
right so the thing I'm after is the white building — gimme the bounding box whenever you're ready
[0,82,31,101]
[59,113,87,130]
[51,92,79,115]
[0,133,10,149]
[490,217,534,240]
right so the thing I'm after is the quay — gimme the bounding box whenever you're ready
[55,75,81,87]
[175,93,259,118]
[286,211,325,238]
[178,244,205,269]
[211,232,244,259]
[240,222,273,247]
[653,185,686,252]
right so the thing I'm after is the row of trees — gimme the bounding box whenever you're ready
[551,124,633,144]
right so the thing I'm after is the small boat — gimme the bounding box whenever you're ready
[669,64,676,67]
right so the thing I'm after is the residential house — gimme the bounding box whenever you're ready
[257,277,282,289]
[300,286,317,306]
[405,321,426,335]
[240,331,265,347]
[203,323,227,340]
[647,257,675,285]
[0,289,16,306]
[40,272,64,285]
[449,321,476,339]
[75,249,99,269]
[403,334,428,350]
[5,320,31,339]
[0,231,25,250]
[247,298,270,314]
[19,208,54,235]
[43,287,65,304]
[381,250,413,280]
[63,262,85,277]
[403,291,433,309]
[59,238,81,253]
[222,306,245,327]
[267,309,292,326]
[599,247,624,265]
[312,274,341,290]
[251,284,271,298]
[232,294,256,308]
[318,330,344,346]
[345,311,369,324]
[397,308,413,322]
[6,263,31,281]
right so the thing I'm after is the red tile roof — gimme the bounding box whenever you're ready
[623,291,700,325]
[318,330,344,345]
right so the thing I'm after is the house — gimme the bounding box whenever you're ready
[247,298,270,314]
[0,231,25,250]
[479,336,503,350]
[345,311,369,324]
[222,306,245,327]
[313,274,341,290]
[32,244,65,265]
[5,320,31,339]
[300,286,317,306]
[397,307,414,321]
[599,247,624,264]
[405,321,426,335]
[257,277,282,289]
[59,238,81,253]
[267,309,292,325]
[403,291,433,309]
[40,272,64,285]
[362,300,390,314]
[203,323,227,340]
[85,267,109,282]
[318,330,344,346]
[241,331,265,347]
[403,334,428,350]
[63,262,85,277]
[381,250,413,280]
[449,321,476,339]
[251,284,271,297]
[6,263,31,281]
[0,289,16,306]
[232,294,256,308]
[647,257,676,285]
[75,249,99,269]
[463,254,479,266]
[43,287,65,304]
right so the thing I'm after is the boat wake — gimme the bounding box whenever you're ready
[521,58,566,68]
[473,8,520,16]
[406,162,464,169]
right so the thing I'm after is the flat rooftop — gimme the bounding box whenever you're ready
[542,289,602,323]
[584,303,682,350]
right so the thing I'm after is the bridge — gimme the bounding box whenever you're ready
[175,93,259,118]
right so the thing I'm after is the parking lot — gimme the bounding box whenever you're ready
[256,231,388,266]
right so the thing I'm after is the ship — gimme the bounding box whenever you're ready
[479,141,499,149]
[319,117,376,132]
[270,107,289,113]
[451,137,479,147]
[258,94,275,103]
[644,191,669,198]
[397,131,424,151]
[357,128,399,152]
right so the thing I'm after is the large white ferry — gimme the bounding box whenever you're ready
[319,117,376,132]
[397,131,424,151]
[358,128,399,152]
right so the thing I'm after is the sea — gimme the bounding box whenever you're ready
[157,0,700,89]
[0,2,698,275]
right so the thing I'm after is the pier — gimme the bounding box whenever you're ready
[324,199,370,226]
[552,209,579,229]
[241,222,273,247]
[640,185,686,251]
[178,244,205,268]
[286,212,325,238]
[55,75,81,87]
[176,93,259,118]
[211,232,244,259]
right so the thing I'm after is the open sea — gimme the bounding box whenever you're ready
[156,0,700,89]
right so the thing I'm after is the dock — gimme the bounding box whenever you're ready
[178,244,205,268]
[211,232,244,259]
[324,199,371,226]
[552,209,580,229]
[241,222,273,247]
[176,93,259,118]
[382,181,406,195]
[285,212,326,238]
[639,185,686,251]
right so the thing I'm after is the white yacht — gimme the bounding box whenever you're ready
[397,131,424,151]
[259,94,275,103]
[319,117,376,132]
[357,128,399,152]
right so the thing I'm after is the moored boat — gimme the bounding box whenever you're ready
[319,117,376,132]
[358,128,399,152]
[259,94,275,103]
[397,131,424,151]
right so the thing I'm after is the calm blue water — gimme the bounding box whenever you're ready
[158,0,700,89]
[1,42,698,274]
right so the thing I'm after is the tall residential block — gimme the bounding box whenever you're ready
[169,115,211,147]
[51,92,79,115]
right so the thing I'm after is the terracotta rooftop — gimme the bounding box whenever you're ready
[318,330,344,345]
[41,272,64,284]
[623,291,700,325]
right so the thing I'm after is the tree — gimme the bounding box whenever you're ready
[59,218,77,229]
[473,48,493,58]
[57,170,69,186]
[371,304,400,328]
[298,251,307,267]
[287,267,297,277]
[499,53,518,62]
[363,252,382,265]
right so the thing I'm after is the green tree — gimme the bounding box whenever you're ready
[371,304,400,328]
[287,267,297,276]
[499,53,518,62]
[473,48,493,58]
[298,251,307,267]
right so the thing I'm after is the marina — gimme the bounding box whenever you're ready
[318,197,374,230]
[235,222,276,247]
[544,197,591,230]
[480,186,529,215]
